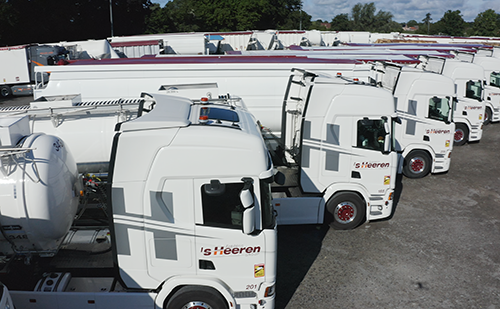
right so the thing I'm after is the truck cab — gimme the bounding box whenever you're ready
[265,69,398,229]
[110,94,277,309]
[1,94,277,309]
[417,56,485,146]
[370,62,455,178]
[455,51,500,124]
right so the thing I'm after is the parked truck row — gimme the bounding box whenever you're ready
[1,35,499,309]
[0,69,399,308]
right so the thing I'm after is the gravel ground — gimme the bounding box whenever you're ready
[277,123,500,309]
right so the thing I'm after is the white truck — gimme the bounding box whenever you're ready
[0,71,400,307]
[0,44,68,97]
[0,93,278,309]
[13,67,398,229]
[454,51,500,124]
[416,56,485,146]
[32,55,372,133]
[369,62,455,178]
[266,69,398,229]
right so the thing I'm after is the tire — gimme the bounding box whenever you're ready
[326,192,365,230]
[402,150,432,179]
[166,286,228,309]
[0,85,11,98]
[454,123,469,146]
[484,107,492,125]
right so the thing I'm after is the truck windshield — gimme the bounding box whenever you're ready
[428,96,451,122]
[465,80,483,101]
[357,119,387,152]
[260,180,275,229]
[491,72,500,88]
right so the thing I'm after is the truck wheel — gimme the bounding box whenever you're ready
[166,286,228,309]
[402,150,431,179]
[484,107,492,125]
[0,86,11,98]
[454,123,469,146]
[326,192,365,230]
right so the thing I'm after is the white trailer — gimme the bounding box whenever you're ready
[0,93,277,309]
[0,44,68,97]
[416,56,485,146]
[33,56,372,133]
[21,66,398,230]
[108,33,208,56]
[370,62,455,178]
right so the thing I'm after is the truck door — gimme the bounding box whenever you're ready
[350,117,394,193]
[142,178,197,282]
[193,177,268,292]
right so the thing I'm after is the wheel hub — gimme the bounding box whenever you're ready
[182,302,212,309]
[410,157,425,173]
[334,202,356,224]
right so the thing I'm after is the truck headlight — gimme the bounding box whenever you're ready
[264,284,275,297]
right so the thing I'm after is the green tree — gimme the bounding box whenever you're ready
[0,0,16,45]
[422,13,432,34]
[472,9,500,36]
[330,13,351,31]
[373,10,401,32]
[145,0,308,33]
[145,3,169,34]
[407,20,418,27]
[351,2,376,31]
[350,2,399,32]
[0,0,152,45]
[435,10,465,36]
[309,19,330,31]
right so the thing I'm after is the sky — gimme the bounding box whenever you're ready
[151,0,500,23]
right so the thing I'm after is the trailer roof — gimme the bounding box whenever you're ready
[64,55,362,66]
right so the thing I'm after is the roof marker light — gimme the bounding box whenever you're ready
[336,72,342,77]
[199,115,209,124]
[201,97,209,104]
[200,107,209,124]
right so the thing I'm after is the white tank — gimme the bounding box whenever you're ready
[0,132,80,256]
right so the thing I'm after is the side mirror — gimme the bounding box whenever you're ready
[383,134,391,154]
[243,206,255,235]
[240,177,255,235]
[240,188,254,208]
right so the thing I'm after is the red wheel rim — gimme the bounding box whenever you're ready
[334,202,356,224]
[455,130,464,142]
[410,158,424,172]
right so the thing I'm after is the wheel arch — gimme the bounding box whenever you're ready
[402,145,435,172]
[155,277,235,309]
[323,184,370,224]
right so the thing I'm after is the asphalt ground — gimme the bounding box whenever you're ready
[277,123,500,308]
[2,95,499,309]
